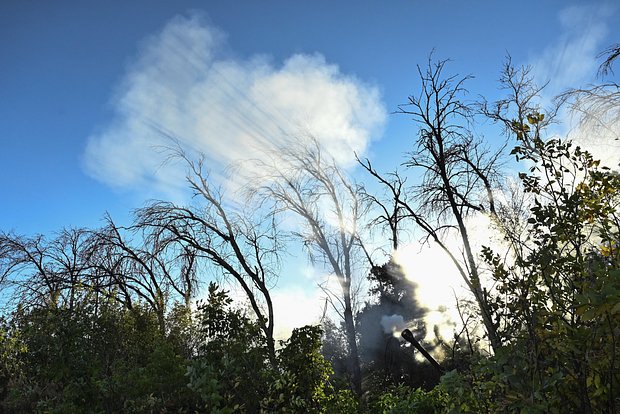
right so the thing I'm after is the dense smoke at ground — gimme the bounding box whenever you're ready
[353,259,441,388]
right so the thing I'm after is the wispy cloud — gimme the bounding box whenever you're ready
[83,14,386,199]
[528,4,619,168]
[530,4,611,99]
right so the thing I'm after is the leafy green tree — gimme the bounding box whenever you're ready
[262,325,358,413]
[369,383,449,414]
[0,298,199,413]
[489,133,618,412]
[189,282,358,413]
[188,282,271,413]
[435,121,620,412]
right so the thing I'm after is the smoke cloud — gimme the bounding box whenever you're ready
[83,14,386,199]
[530,5,610,99]
[380,314,406,336]
[530,4,619,168]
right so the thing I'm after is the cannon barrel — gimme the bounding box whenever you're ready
[401,328,445,374]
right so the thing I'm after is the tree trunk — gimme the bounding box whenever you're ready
[343,294,362,395]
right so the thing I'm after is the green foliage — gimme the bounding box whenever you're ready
[262,325,354,413]
[368,383,449,414]
[472,134,620,412]
[274,326,333,411]
[188,282,270,413]
[1,280,359,413]
[189,283,358,414]
[0,313,27,407]
[0,298,199,413]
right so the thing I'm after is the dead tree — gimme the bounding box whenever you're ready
[0,229,95,310]
[356,159,408,252]
[360,57,505,353]
[598,42,620,77]
[252,138,367,394]
[89,216,202,333]
[134,152,280,363]
[559,81,620,146]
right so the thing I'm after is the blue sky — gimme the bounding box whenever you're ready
[2,0,617,234]
[1,1,619,336]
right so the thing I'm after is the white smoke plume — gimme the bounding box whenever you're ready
[83,13,386,200]
[380,314,406,337]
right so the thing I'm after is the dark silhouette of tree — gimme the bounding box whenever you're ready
[360,57,505,352]
[0,223,199,335]
[320,318,349,381]
[134,151,280,362]
[89,216,199,332]
[0,228,97,310]
[598,42,620,77]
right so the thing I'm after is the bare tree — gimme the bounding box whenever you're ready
[557,43,620,150]
[0,228,95,310]
[0,222,199,333]
[360,57,506,353]
[134,152,280,362]
[356,159,408,252]
[252,138,368,394]
[559,82,620,147]
[88,216,200,332]
[598,42,620,77]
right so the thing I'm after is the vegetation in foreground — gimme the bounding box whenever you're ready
[1,48,619,412]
